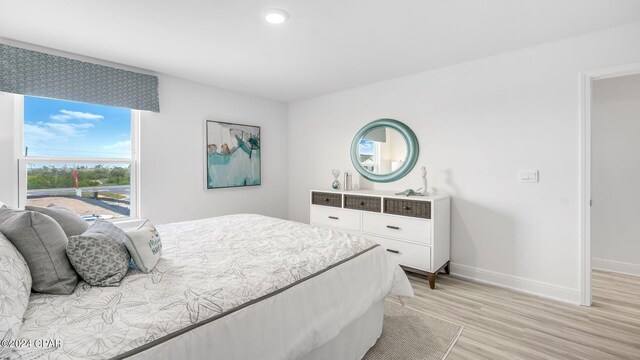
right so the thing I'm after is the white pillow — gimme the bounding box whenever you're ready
[124,221,162,273]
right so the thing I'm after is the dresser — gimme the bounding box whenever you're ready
[309,189,450,289]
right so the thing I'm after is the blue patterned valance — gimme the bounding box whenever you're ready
[0,44,159,112]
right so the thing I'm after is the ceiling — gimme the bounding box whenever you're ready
[2,0,640,102]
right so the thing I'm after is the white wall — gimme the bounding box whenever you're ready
[591,74,640,276]
[0,74,289,224]
[139,75,289,224]
[0,92,16,207]
[289,21,640,303]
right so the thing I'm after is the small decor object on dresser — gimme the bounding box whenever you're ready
[124,220,162,273]
[205,120,261,189]
[67,220,131,286]
[395,188,424,197]
[344,171,352,191]
[331,169,341,190]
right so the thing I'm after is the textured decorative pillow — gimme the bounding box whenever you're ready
[67,220,131,286]
[0,208,78,295]
[0,231,31,341]
[25,204,89,237]
[125,221,162,273]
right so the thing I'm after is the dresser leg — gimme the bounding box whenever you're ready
[427,273,436,289]
[444,261,450,275]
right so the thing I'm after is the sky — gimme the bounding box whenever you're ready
[359,139,374,155]
[23,96,132,158]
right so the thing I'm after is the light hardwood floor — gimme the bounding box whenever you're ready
[404,270,640,360]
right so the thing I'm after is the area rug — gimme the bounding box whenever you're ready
[362,300,463,360]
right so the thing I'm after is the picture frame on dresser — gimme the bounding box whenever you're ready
[309,189,450,289]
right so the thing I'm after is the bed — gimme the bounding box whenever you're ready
[7,214,412,360]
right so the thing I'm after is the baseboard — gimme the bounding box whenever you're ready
[592,258,640,276]
[449,263,581,305]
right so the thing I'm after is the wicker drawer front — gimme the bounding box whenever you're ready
[344,195,381,212]
[384,198,431,219]
[311,192,342,208]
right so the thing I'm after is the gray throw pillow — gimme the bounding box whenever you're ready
[67,220,131,286]
[0,208,78,295]
[25,204,89,237]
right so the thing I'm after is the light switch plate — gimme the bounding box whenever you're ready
[518,170,539,183]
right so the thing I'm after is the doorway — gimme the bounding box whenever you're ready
[580,63,640,306]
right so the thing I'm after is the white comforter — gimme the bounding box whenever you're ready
[10,214,412,360]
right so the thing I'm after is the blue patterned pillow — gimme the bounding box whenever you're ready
[66,220,131,286]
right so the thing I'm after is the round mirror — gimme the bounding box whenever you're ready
[350,119,419,183]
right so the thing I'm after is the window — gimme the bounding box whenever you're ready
[17,96,139,220]
[358,139,379,173]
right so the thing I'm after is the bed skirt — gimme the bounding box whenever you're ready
[301,299,384,360]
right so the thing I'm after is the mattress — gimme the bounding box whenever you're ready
[8,214,412,360]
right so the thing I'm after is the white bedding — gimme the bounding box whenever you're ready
[9,214,412,360]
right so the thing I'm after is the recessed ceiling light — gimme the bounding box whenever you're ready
[264,9,289,25]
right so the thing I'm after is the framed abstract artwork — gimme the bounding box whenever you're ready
[204,120,261,189]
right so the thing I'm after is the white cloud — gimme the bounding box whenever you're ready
[103,140,131,150]
[25,122,95,142]
[45,122,94,137]
[60,110,104,120]
[49,110,104,121]
[24,124,57,141]
[50,114,73,121]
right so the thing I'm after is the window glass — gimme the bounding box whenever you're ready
[26,164,131,219]
[23,96,132,158]
[22,96,135,220]
[359,139,376,172]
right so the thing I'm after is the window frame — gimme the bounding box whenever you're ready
[14,95,141,220]
[373,141,382,173]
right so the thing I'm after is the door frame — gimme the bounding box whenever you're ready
[579,61,640,306]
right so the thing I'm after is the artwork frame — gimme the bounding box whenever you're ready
[204,120,261,190]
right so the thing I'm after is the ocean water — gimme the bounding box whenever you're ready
[207,149,261,188]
